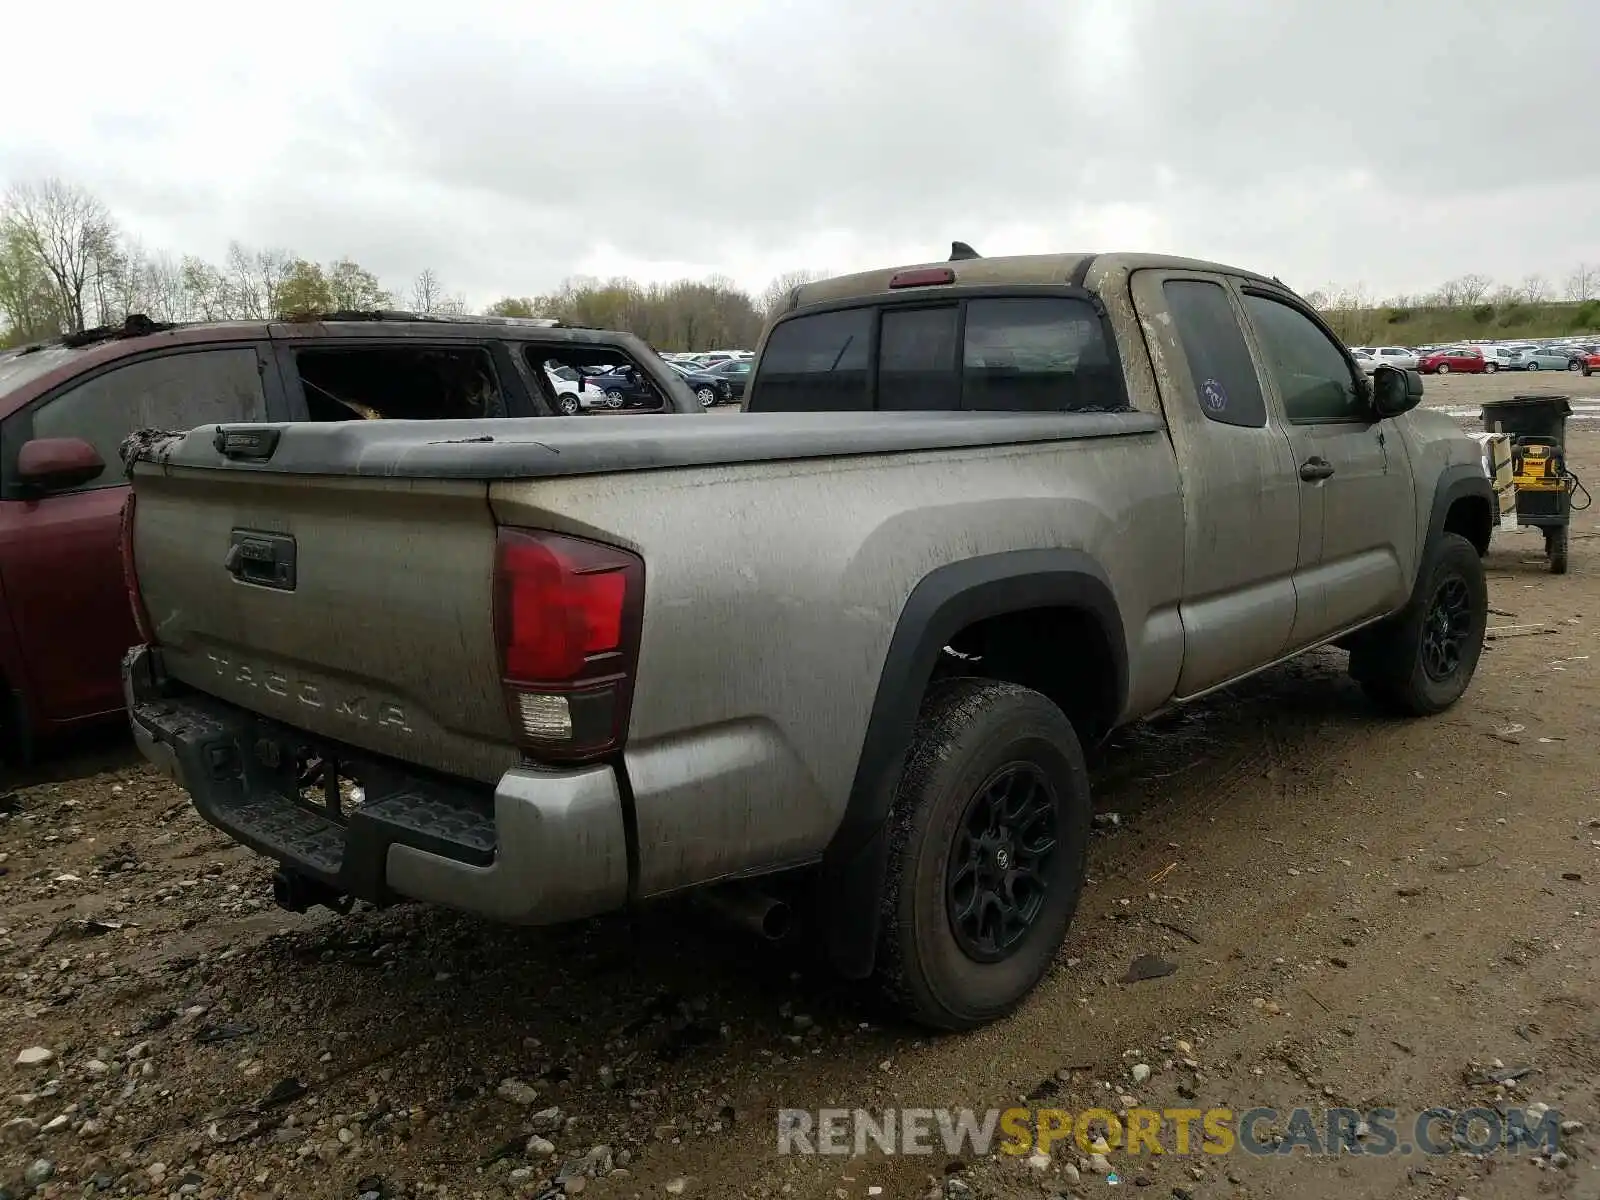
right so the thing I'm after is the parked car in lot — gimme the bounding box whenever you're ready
[122,248,1492,1030]
[1566,343,1599,372]
[0,313,697,762]
[585,364,681,409]
[1581,349,1600,377]
[704,356,753,400]
[1420,347,1490,374]
[1510,346,1573,372]
[544,363,601,413]
[1481,346,1520,372]
[1354,346,1420,371]
[665,361,735,407]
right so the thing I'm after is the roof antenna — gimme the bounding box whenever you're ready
[949,241,980,262]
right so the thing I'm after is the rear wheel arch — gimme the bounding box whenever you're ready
[817,550,1128,980]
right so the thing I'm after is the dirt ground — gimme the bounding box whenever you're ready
[3,370,1598,1200]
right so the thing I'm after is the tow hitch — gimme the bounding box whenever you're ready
[271,869,353,915]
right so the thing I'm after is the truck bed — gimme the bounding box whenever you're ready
[125,408,1183,908]
[130,409,1164,479]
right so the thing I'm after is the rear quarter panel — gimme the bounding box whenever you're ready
[490,433,1185,896]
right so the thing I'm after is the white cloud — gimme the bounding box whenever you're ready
[4,0,1596,308]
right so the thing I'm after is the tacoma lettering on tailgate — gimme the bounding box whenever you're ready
[205,653,413,733]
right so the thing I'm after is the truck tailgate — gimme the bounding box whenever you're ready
[130,464,518,784]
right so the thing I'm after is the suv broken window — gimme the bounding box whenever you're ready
[293,345,504,421]
[526,346,670,412]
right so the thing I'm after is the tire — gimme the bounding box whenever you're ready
[1349,532,1488,716]
[1525,360,1539,371]
[558,394,580,415]
[1437,363,1450,374]
[1585,366,1594,378]
[604,389,626,409]
[695,386,717,408]
[1485,362,1497,374]
[1546,526,1569,575]
[1569,360,1583,372]
[875,678,1091,1031]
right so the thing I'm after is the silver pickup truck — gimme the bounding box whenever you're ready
[121,250,1494,1030]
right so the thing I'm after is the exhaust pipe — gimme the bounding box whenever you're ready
[692,884,793,941]
[271,869,351,915]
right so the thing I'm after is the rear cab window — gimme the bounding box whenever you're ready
[750,309,872,411]
[749,294,1126,413]
[879,307,959,410]
[965,297,1121,412]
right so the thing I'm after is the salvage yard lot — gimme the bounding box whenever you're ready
[4,373,1598,1200]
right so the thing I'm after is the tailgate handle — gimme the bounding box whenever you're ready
[226,530,297,591]
[214,426,281,460]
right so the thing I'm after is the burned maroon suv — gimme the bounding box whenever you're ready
[0,313,697,762]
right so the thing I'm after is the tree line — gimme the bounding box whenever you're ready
[1305,266,1600,315]
[1306,269,1600,345]
[0,177,823,352]
[10,174,1596,354]
[485,270,823,353]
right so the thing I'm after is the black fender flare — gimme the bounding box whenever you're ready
[1427,462,1495,555]
[817,548,1128,979]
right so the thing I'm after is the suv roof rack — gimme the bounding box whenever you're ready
[58,313,176,349]
[282,309,565,328]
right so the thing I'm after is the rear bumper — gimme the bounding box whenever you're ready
[122,645,629,924]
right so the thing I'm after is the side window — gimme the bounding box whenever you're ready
[1241,293,1364,424]
[30,348,266,491]
[750,308,872,411]
[294,344,503,421]
[1161,280,1268,429]
[878,306,959,410]
[522,346,670,414]
[961,297,1123,412]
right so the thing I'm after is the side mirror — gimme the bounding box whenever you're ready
[17,437,106,491]
[1372,365,1423,418]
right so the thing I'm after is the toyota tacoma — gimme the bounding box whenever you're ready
[120,249,1494,1029]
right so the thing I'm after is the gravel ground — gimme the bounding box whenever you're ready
[3,371,1598,1200]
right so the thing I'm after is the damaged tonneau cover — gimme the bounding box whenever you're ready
[121,410,1164,481]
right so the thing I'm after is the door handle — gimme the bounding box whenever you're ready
[1299,457,1335,482]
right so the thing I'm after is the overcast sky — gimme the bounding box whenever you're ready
[3,0,1595,307]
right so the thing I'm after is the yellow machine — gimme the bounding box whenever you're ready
[1482,395,1589,575]
[1512,442,1565,494]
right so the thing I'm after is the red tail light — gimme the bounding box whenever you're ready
[493,528,644,762]
[118,492,155,644]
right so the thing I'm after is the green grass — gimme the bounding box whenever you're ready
[1321,299,1600,347]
